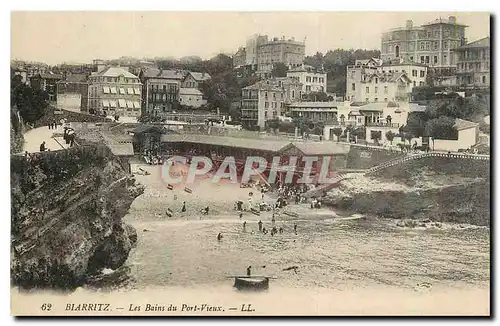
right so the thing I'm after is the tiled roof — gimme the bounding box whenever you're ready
[454,37,490,50]
[107,143,134,156]
[162,134,291,152]
[97,67,138,79]
[454,118,478,131]
[189,72,211,81]
[37,73,63,80]
[180,88,203,96]
[292,142,350,155]
[142,68,187,79]
[288,101,340,108]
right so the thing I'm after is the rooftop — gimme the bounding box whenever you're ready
[189,71,211,81]
[141,68,187,80]
[97,67,139,79]
[180,88,203,96]
[63,73,88,83]
[454,118,478,131]
[288,101,341,108]
[422,17,468,27]
[453,37,490,50]
[35,73,63,80]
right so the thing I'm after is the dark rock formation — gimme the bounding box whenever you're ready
[11,145,144,290]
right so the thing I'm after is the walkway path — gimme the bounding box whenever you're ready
[22,125,68,153]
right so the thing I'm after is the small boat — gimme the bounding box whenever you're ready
[233,276,269,291]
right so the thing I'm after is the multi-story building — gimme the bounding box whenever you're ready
[453,37,490,87]
[346,59,414,103]
[179,88,207,108]
[87,67,142,117]
[241,77,302,130]
[286,64,327,94]
[380,58,428,87]
[233,34,306,74]
[181,71,211,89]
[381,16,467,73]
[29,73,63,102]
[139,68,185,117]
[56,73,89,112]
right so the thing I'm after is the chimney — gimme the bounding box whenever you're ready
[449,16,456,23]
[406,20,413,29]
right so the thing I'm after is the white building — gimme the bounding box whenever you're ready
[179,88,206,108]
[432,118,479,152]
[87,67,142,117]
[286,64,327,94]
[346,57,427,103]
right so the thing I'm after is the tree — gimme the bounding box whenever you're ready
[331,127,343,142]
[271,63,288,77]
[11,77,49,124]
[351,126,366,140]
[386,115,392,125]
[385,131,395,144]
[302,92,329,102]
[425,116,458,140]
[370,130,382,144]
[265,118,280,134]
[228,106,241,122]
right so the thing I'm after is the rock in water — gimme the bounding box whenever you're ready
[10,145,144,291]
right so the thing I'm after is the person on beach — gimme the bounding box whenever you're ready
[272,214,276,225]
[294,224,298,233]
[279,227,283,234]
[246,266,252,276]
[258,220,263,231]
[181,201,186,212]
[39,141,46,152]
[217,233,223,241]
[243,221,247,229]
[239,212,243,219]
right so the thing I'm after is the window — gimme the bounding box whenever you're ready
[443,55,447,65]
[306,85,311,92]
[351,83,356,91]
[280,102,284,108]
[413,81,416,87]
[433,56,438,64]
[292,90,295,98]
[419,81,424,86]
[265,102,269,108]
[384,98,388,102]
[384,86,388,94]
[264,111,268,118]
[265,92,268,99]
[374,86,378,93]
[420,56,425,64]
[482,76,486,84]
[306,76,311,82]
[163,85,167,92]
[426,31,431,38]
[272,92,276,100]
[412,69,417,77]
[375,78,378,84]
[443,41,448,49]
[313,77,318,82]
[366,87,369,93]
[410,56,414,62]
[119,88,125,95]
[425,56,430,64]
[420,42,425,50]
[420,70,425,78]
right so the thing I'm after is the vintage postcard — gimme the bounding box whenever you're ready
[10,11,491,316]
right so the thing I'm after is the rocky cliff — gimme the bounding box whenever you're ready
[11,145,144,290]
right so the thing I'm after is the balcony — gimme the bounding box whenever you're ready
[365,122,400,128]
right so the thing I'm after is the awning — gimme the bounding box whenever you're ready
[128,88,134,94]
[110,87,117,94]
[103,86,110,94]
[133,101,141,109]
[109,100,117,108]
[119,88,126,94]
[102,99,110,107]
[118,99,127,108]
[126,100,134,108]
[134,88,141,95]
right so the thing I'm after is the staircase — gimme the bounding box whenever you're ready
[303,151,489,198]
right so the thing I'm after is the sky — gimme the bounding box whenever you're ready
[11,12,490,65]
